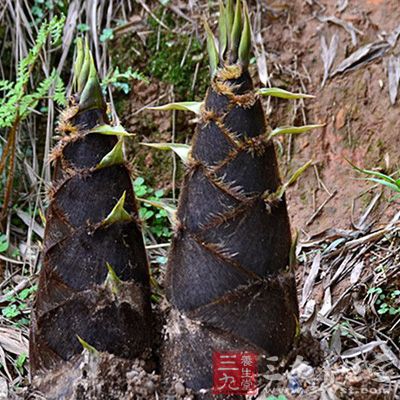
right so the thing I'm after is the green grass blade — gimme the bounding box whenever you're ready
[77,37,90,93]
[273,160,313,199]
[286,159,313,188]
[225,0,235,37]
[347,159,398,184]
[365,178,400,193]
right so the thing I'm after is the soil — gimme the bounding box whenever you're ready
[263,0,400,235]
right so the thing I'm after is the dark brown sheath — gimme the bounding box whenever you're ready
[162,2,299,395]
[29,40,152,393]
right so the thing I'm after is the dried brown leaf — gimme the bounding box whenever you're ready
[331,41,390,77]
[341,340,385,359]
[350,261,364,284]
[387,55,400,105]
[321,34,339,87]
[301,253,321,307]
[0,327,28,355]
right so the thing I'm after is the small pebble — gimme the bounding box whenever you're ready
[174,382,186,396]
[126,370,138,380]
[291,362,314,379]
[144,380,156,393]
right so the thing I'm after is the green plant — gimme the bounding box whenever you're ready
[100,28,114,43]
[0,15,66,125]
[30,39,153,397]
[0,233,8,253]
[349,162,400,200]
[2,285,37,327]
[368,287,400,316]
[77,23,90,33]
[31,0,66,24]
[267,395,287,400]
[102,67,149,94]
[133,177,172,239]
[15,353,28,374]
[0,16,66,223]
[146,9,208,98]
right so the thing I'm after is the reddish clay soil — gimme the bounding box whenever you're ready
[260,0,400,234]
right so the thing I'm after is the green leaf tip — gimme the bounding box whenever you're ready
[97,139,124,169]
[90,124,134,137]
[269,124,324,140]
[277,159,313,198]
[105,262,122,295]
[206,1,252,71]
[226,0,235,36]
[102,191,132,226]
[77,335,99,355]
[140,142,191,164]
[77,37,90,93]
[258,87,315,100]
[204,19,219,77]
[74,37,104,112]
[238,1,251,67]
[218,1,228,59]
[230,0,243,61]
[146,101,203,115]
[73,37,84,91]
[79,50,104,111]
[347,159,400,194]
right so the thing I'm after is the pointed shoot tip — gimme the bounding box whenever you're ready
[238,1,251,68]
[102,191,132,226]
[230,0,243,61]
[105,262,122,295]
[77,335,99,355]
[204,19,219,77]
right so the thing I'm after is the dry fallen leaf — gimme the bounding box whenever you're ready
[350,261,364,284]
[0,327,29,356]
[301,252,321,307]
[321,34,339,87]
[341,340,385,359]
[331,41,390,77]
[387,55,400,105]
[319,15,363,46]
